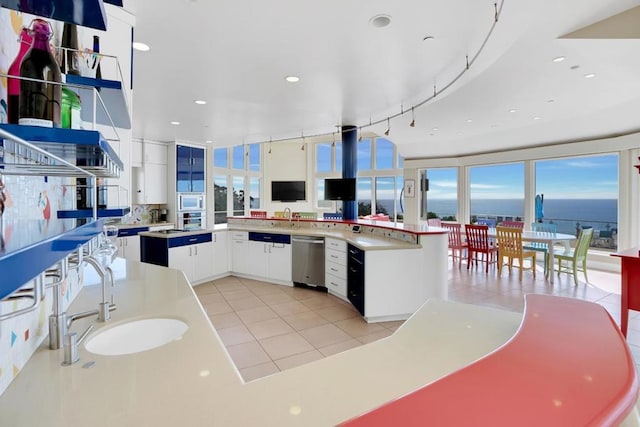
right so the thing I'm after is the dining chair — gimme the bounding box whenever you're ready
[555,227,594,285]
[500,220,524,229]
[523,222,557,278]
[495,226,537,280]
[464,224,498,273]
[427,218,442,227]
[441,222,467,267]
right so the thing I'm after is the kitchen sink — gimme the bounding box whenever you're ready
[155,229,185,234]
[85,318,188,356]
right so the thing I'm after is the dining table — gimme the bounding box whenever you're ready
[487,229,577,284]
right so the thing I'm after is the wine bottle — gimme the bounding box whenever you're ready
[7,28,33,124]
[60,23,80,75]
[92,35,102,80]
[19,19,62,128]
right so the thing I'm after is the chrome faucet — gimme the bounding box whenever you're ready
[283,207,292,224]
[48,254,117,354]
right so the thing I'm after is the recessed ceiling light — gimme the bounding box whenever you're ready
[132,42,150,52]
[170,121,180,125]
[533,116,541,120]
[205,140,213,143]
[432,127,439,131]
[552,56,565,62]
[285,76,300,83]
[194,100,207,105]
[509,109,517,113]
[466,119,473,123]
[584,73,596,79]
[370,14,391,28]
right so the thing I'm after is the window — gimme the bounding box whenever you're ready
[535,154,618,249]
[469,163,524,223]
[212,144,262,223]
[213,175,228,224]
[358,138,372,171]
[213,148,228,168]
[232,145,245,169]
[375,138,394,169]
[314,136,404,220]
[424,168,458,221]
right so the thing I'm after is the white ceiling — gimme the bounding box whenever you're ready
[127,0,640,159]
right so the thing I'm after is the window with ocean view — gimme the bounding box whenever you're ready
[469,162,524,223]
[535,154,618,250]
[423,168,458,221]
[314,137,403,220]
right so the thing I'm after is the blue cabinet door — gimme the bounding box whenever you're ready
[176,145,206,192]
[191,147,205,192]
[177,145,192,192]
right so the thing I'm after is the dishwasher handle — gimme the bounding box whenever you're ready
[292,237,325,244]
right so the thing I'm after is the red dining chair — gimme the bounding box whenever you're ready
[441,222,467,267]
[465,224,498,273]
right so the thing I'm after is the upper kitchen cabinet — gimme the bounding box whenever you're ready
[133,141,168,204]
[0,0,116,30]
[176,145,205,193]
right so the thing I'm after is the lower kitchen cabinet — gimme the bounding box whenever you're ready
[246,232,292,283]
[168,240,212,283]
[325,238,347,299]
[347,244,365,316]
[231,231,249,275]
[116,235,141,262]
[211,231,229,278]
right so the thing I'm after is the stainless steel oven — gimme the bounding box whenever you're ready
[177,211,205,230]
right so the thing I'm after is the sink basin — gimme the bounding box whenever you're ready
[85,318,188,356]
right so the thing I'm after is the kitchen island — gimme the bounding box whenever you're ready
[0,258,636,426]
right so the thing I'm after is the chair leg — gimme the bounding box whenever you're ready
[572,262,579,286]
[582,260,589,283]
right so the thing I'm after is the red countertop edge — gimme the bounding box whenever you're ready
[338,294,639,427]
[227,216,448,236]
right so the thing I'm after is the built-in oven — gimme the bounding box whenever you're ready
[178,193,205,211]
[178,211,205,230]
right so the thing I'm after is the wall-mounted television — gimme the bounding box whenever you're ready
[271,180,306,202]
[324,178,356,201]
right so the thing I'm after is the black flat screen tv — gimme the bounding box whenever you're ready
[324,178,356,201]
[271,180,306,202]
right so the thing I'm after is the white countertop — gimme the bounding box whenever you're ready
[0,258,521,426]
[141,225,421,251]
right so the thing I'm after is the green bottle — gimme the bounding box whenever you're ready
[61,87,82,129]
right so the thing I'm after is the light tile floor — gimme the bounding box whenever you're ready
[195,261,640,383]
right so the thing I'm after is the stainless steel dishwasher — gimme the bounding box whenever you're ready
[292,236,325,288]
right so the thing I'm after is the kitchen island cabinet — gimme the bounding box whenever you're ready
[1,259,635,426]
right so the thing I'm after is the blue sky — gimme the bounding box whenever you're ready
[428,154,619,200]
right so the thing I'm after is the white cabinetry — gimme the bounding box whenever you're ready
[116,235,140,262]
[246,232,292,284]
[168,238,213,284]
[231,231,249,275]
[325,238,347,299]
[212,231,229,278]
[133,141,168,204]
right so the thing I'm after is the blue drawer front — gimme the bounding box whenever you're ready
[117,227,149,237]
[168,233,212,248]
[249,232,291,244]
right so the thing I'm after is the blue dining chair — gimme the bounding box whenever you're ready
[523,222,556,278]
[476,218,496,228]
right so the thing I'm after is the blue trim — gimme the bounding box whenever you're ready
[57,207,131,219]
[65,74,122,91]
[168,233,212,248]
[117,227,149,237]
[342,125,358,220]
[140,236,168,266]
[0,124,124,170]
[0,219,105,300]
[249,232,291,244]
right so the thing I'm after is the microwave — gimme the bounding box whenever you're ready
[178,193,205,211]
